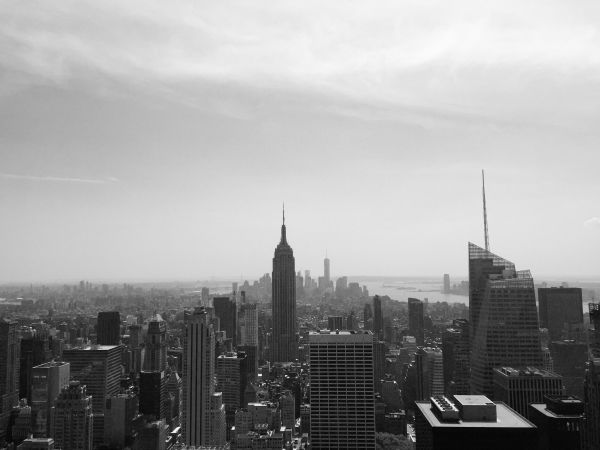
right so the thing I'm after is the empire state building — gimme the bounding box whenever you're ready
[271,209,297,363]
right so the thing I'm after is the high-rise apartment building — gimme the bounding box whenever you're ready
[309,330,376,450]
[213,296,237,345]
[62,344,122,447]
[538,287,583,341]
[239,297,259,378]
[493,367,563,419]
[408,298,425,346]
[442,319,470,395]
[96,311,120,345]
[31,361,70,437]
[0,319,20,442]
[271,211,297,363]
[468,243,542,397]
[373,295,383,340]
[51,381,93,450]
[183,307,216,446]
[144,315,167,371]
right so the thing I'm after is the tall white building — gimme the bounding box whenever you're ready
[183,307,215,446]
[309,330,376,450]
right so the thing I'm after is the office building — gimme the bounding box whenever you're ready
[324,256,330,286]
[144,315,167,371]
[183,307,216,446]
[19,330,52,403]
[31,361,70,437]
[309,330,376,449]
[550,340,587,398]
[216,351,248,424]
[327,316,344,331]
[443,274,451,294]
[96,311,121,345]
[271,210,297,363]
[363,303,373,330]
[239,299,259,378]
[538,287,583,341]
[442,319,470,395]
[373,295,383,340]
[213,296,237,345]
[0,319,20,442]
[408,298,425,346]
[51,381,93,450]
[582,303,600,450]
[209,392,227,446]
[529,395,583,450]
[104,391,139,449]
[62,344,122,447]
[139,371,167,420]
[415,395,537,450]
[136,419,167,450]
[493,367,563,419]
[416,347,444,400]
[468,243,542,397]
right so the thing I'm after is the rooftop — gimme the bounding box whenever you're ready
[494,367,559,378]
[416,401,534,429]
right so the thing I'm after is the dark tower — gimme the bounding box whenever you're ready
[373,295,383,340]
[97,311,120,345]
[271,206,297,363]
[408,298,425,346]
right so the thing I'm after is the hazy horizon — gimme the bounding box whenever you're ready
[2,1,599,283]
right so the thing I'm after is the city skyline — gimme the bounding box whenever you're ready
[2,1,600,282]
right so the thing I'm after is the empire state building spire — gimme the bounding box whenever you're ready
[272,206,297,363]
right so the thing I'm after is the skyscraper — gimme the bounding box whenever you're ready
[324,255,330,286]
[96,311,120,345]
[213,296,237,345]
[443,274,450,294]
[239,296,258,378]
[408,298,425,346]
[31,361,70,437]
[309,330,376,450]
[144,315,167,371]
[0,319,20,442]
[582,303,600,450]
[492,366,564,419]
[373,295,383,340]
[51,381,93,450]
[538,287,583,341]
[442,319,470,395]
[183,307,215,446]
[415,347,444,400]
[216,351,248,425]
[468,243,543,397]
[271,208,297,363]
[62,345,122,448]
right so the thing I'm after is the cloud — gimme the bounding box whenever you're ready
[0,173,118,184]
[584,217,600,229]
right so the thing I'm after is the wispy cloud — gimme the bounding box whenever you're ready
[0,173,118,184]
[584,217,600,229]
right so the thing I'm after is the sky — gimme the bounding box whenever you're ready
[1,0,599,283]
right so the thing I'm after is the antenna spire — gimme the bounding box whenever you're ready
[482,170,490,251]
[282,202,285,225]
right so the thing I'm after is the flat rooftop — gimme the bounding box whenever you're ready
[494,367,559,378]
[529,403,584,419]
[63,345,120,351]
[308,330,373,343]
[416,401,535,429]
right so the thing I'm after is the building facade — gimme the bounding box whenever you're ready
[309,330,376,450]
